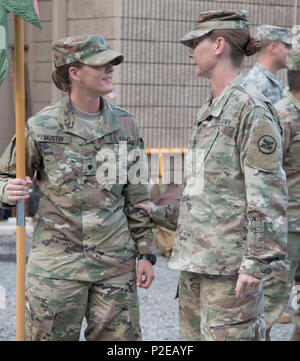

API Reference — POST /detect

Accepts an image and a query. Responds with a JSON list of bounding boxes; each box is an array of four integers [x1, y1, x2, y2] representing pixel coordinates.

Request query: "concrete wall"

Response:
[[25, 0, 53, 116], [119, 0, 300, 148], [25, 0, 123, 117], [0, 0, 299, 155]]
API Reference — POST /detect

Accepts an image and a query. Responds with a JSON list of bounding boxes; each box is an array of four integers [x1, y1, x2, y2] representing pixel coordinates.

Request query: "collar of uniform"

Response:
[[286, 90, 300, 112], [86, 97, 121, 143], [255, 63, 283, 88], [197, 73, 245, 123], [58, 95, 121, 141]]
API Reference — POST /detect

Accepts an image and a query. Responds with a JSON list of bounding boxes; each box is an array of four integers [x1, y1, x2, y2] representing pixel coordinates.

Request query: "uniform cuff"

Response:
[[1, 183, 16, 207], [239, 257, 272, 279], [150, 205, 163, 222], [137, 238, 153, 254], [268, 260, 290, 282]]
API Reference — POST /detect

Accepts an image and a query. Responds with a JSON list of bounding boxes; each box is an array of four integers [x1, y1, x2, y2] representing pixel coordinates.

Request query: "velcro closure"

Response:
[[247, 119, 281, 172]]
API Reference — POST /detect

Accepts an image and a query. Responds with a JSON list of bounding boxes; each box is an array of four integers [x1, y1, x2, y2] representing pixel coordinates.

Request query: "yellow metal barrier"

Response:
[[145, 148, 186, 178]]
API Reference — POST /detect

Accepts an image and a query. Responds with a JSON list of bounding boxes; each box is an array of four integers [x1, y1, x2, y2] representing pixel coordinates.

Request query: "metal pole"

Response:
[[294, 0, 298, 26], [14, 15, 26, 342]]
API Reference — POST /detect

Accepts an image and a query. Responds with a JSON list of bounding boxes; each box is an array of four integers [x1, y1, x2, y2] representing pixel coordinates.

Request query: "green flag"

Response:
[[0, 5, 8, 85], [0, 0, 41, 84], [0, 0, 41, 29]]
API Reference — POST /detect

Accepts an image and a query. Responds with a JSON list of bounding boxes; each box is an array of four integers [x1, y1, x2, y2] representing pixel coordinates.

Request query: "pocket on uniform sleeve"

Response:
[[25, 287, 56, 341], [246, 219, 265, 257]]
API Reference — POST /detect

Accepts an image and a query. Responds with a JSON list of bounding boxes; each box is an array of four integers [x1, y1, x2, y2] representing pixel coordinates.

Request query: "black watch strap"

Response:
[[138, 253, 156, 265]]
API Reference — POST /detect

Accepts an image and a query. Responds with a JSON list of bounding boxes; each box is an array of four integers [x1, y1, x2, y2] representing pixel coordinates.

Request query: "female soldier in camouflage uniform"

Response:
[[136, 10, 288, 341], [0, 34, 155, 341]]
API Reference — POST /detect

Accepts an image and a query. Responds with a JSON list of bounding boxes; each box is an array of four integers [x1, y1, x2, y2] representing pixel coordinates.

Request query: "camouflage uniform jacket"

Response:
[[0, 96, 153, 281], [245, 63, 283, 104], [152, 74, 288, 279], [275, 90, 300, 233]]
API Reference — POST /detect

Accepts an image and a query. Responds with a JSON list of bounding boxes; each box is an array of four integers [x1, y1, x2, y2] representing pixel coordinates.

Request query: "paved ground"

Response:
[[0, 218, 296, 341]]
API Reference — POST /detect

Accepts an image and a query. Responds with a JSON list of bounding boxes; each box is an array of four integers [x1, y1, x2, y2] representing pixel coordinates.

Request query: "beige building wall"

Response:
[[0, 0, 299, 154], [119, 0, 300, 148], [25, 0, 122, 116], [25, 0, 53, 116]]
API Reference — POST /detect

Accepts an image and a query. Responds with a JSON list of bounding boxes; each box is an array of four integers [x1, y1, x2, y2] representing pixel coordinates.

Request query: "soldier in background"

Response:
[[136, 10, 288, 341], [245, 25, 292, 104], [246, 25, 293, 335], [273, 50, 300, 341], [0, 35, 155, 341]]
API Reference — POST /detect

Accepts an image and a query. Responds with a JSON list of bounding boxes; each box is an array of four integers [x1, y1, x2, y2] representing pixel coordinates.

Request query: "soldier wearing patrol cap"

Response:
[[246, 25, 294, 338], [272, 49, 300, 341], [0, 34, 155, 341], [245, 25, 292, 104], [135, 10, 288, 341]]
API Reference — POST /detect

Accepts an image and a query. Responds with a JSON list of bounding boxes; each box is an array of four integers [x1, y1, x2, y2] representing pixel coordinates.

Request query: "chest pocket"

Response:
[[190, 119, 238, 168], [95, 135, 136, 197], [211, 120, 238, 165], [37, 135, 79, 195], [286, 133, 300, 173], [187, 118, 239, 186], [188, 121, 218, 166]]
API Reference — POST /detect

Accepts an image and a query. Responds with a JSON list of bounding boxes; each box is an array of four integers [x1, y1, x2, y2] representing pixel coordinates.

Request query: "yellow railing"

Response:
[[145, 148, 186, 178]]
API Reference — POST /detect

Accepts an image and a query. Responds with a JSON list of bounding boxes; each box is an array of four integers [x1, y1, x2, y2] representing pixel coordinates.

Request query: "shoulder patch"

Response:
[[247, 119, 281, 172], [258, 135, 277, 154]]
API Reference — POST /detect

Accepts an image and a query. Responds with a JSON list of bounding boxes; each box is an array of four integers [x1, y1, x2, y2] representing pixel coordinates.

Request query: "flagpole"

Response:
[[14, 15, 26, 342]]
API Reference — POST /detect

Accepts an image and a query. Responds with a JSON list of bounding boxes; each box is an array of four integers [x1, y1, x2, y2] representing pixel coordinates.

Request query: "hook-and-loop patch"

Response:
[[247, 119, 281, 172]]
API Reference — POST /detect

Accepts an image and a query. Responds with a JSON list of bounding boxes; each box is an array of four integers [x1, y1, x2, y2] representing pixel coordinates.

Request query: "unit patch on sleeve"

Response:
[[258, 135, 277, 154], [247, 119, 281, 172]]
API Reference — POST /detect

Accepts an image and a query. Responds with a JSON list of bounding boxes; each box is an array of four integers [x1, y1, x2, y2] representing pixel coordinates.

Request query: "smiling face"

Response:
[[70, 62, 114, 97]]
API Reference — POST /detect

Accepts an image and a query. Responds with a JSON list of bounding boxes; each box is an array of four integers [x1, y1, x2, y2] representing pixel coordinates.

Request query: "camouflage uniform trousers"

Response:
[[178, 271, 266, 341], [264, 232, 300, 328], [25, 271, 141, 341]]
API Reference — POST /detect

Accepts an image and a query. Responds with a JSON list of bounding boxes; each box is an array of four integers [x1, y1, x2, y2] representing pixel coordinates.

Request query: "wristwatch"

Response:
[[138, 254, 157, 265]]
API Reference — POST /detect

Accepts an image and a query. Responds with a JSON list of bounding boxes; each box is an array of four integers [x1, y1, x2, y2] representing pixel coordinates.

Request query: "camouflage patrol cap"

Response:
[[256, 25, 292, 45], [287, 49, 300, 70], [52, 34, 124, 68], [180, 10, 250, 48]]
